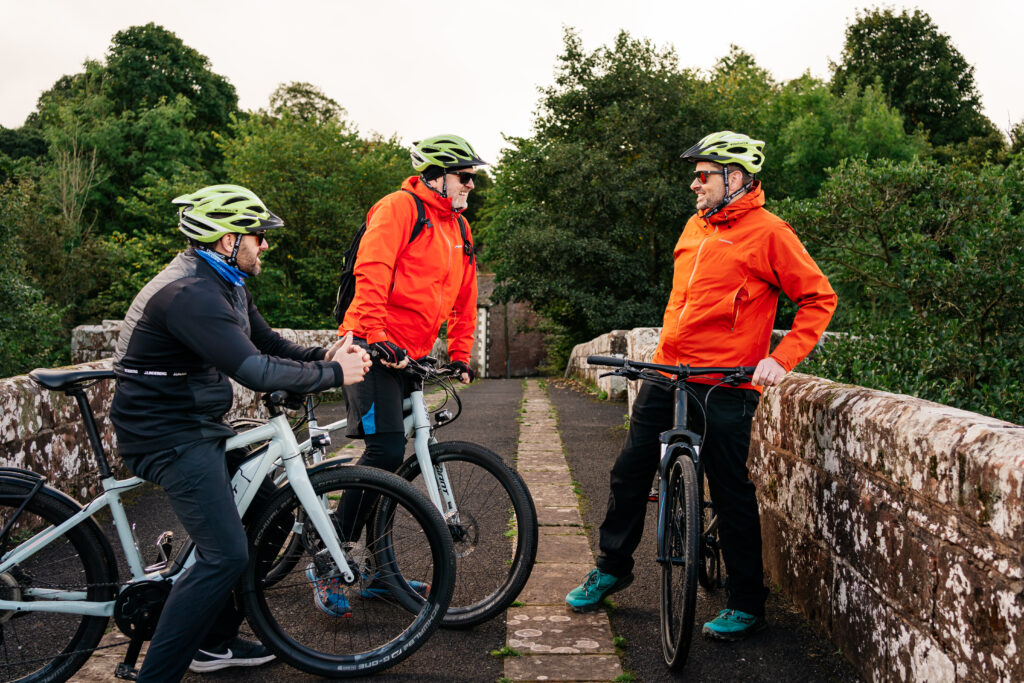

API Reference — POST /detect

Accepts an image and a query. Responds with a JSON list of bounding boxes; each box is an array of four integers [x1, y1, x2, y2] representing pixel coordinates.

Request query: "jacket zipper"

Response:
[[673, 224, 719, 351]]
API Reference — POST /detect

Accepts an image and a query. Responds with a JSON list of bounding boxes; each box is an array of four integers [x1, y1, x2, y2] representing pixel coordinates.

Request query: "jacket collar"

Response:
[[700, 180, 765, 226], [402, 175, 464, 219]]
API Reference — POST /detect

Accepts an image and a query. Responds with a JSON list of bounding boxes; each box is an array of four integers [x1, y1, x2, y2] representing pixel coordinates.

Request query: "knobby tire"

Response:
[[660, 453, 699, 670]]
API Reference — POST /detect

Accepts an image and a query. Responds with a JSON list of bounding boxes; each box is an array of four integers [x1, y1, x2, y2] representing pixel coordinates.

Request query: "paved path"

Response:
[[69, 378, 858, 682]]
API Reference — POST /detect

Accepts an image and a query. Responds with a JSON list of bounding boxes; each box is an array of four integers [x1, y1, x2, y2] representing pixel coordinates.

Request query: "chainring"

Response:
[[113, 580, 173, 640]]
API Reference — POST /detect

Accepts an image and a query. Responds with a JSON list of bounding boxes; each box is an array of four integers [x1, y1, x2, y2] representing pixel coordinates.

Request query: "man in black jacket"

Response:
[[112, 185, 370, 681]]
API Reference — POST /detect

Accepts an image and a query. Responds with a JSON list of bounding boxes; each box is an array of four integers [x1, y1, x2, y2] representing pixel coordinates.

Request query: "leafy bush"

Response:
[[779, 156, 1024, 423]]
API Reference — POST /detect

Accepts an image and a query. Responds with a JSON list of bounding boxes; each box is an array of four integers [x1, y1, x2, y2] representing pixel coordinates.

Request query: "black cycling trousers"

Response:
[[336, 431, 408, 542], [125, 438, 249, 682], [595, 380, 769, 617]]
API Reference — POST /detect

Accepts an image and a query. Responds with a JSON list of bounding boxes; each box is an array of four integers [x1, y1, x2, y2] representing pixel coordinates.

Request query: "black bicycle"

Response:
[[586, 355, 754, 670]]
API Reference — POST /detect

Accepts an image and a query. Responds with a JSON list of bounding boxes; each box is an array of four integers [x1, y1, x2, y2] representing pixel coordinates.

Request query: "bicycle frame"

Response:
[[299, 387, 461, 526], [0, 410, 358, 620]]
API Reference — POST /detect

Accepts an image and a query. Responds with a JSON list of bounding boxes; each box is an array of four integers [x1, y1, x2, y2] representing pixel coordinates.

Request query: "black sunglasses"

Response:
[[448, 170, 477, 185], [693, 169, 728, 184], [250, 230, 268, 245]]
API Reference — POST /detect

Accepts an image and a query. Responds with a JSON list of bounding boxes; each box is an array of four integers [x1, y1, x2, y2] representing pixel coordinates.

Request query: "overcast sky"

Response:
[[2, 0, 1021, 164]]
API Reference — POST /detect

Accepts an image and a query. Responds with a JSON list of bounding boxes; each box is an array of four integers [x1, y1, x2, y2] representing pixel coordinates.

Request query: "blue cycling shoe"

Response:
[[305, 563, 352, 618], [358, 572, 430, 600]]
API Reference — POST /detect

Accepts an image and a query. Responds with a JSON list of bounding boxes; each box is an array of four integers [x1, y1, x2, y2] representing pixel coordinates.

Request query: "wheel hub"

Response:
[[0, 572, 23, 623]]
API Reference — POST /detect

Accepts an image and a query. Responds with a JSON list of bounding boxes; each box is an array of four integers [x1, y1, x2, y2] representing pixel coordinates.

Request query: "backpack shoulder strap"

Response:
[[456, 215, 474, 265], [400, 189, 431, 243]]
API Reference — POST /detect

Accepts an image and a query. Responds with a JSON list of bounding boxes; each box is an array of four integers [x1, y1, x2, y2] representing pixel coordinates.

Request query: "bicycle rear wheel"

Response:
[[393, 441, 538, 627], [240, 466, 455, 678], [0, 483, 116, 683], [659, 453, 699, 670]]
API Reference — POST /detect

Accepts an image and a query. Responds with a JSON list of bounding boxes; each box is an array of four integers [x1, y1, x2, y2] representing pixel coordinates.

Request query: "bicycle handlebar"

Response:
[[586, 355, 756, 380]]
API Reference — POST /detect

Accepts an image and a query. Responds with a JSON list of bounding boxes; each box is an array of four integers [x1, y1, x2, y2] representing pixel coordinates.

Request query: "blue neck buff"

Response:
[[195, 248, 248, 287]]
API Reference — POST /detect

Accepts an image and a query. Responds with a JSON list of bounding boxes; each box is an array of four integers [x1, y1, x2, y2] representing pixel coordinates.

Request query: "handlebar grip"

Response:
[[586, 355, 625, 368]]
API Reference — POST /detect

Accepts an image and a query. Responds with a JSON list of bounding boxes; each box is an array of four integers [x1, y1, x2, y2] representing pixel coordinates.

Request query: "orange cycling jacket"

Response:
[[339, 176, 477, 363], [652, 182, 836, 390]]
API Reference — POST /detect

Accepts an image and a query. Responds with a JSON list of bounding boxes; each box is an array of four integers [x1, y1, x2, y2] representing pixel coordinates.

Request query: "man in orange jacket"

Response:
[[307, 135, 483, 618], [566, 131, 837, 641]]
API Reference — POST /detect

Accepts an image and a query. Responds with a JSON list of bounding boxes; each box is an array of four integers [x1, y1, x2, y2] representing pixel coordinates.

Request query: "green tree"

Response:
[[104, 23, 237, 135], [483, 30, 712, 359], [222, 84, 409, 328], [778, 158, 1024, 422], [764, 77, 927, 199], [831, 7, 995, 147], [0, 178, 68, 375]]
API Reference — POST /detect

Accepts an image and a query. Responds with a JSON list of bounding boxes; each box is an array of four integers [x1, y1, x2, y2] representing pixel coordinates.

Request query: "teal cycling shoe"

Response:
[[565, 568, 634, 612], [701, 609, 767, 641]]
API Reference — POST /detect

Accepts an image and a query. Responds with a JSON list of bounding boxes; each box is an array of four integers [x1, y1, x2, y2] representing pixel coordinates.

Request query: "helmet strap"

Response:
[[227, 233, 242, 266], [420, 172, 449, 199], [704, 173, 754, 218]]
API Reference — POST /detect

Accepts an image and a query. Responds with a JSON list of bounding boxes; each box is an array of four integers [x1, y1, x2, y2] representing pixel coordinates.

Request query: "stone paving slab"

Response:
[[530, 483, 581, 508], [518, 460, 570, 473], [507, 606, 616, 654], [505, 654, 623, 681], [519, 563, 589, 604], [536, 531, 592, 563], [521, 470, 573, 487], [510, 380, 620, 682], [537, 506, 583, 526]]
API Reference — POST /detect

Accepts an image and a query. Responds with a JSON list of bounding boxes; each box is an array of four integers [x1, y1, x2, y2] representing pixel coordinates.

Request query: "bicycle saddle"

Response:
[[29, 367, 115, 391]]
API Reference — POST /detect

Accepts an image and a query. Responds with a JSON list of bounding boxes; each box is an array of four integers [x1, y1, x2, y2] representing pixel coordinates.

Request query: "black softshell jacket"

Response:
[[111, 250, 343, 455]]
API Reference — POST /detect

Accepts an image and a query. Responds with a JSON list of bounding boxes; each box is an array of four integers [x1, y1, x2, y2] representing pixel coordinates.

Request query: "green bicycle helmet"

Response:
[[682, 131, 764, 217], [680, 131, 765, 174], [410, 134, 487, 172], [173, 184, 284, 243]]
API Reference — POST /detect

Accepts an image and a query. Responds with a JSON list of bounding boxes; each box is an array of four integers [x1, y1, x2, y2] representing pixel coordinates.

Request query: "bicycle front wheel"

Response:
[[660, 453, 700, 670], [0, 483, 116, 683], [240, 466, 455, 678], [394, 441, 538, 627]]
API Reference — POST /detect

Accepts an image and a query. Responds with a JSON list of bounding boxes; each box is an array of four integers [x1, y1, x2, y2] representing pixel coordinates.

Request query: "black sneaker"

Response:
[[189, 637, 276, 673]]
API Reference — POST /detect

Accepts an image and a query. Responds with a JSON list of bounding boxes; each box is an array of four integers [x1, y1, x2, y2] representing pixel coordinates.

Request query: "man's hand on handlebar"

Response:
[[751, 357, 787, 387], [445, 359, 475, 384], [369, 341, 410, 370], [329, 332, 373, 385]]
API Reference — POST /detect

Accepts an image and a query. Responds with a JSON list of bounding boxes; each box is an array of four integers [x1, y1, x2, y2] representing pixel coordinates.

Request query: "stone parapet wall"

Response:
[[0, 359, 268, 501], [566, 330, 1024, 683], [3, 323, 448, 501]]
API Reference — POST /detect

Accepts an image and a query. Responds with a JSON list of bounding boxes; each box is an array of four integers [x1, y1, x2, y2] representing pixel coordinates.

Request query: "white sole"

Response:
[[188, 655, 276, 672]]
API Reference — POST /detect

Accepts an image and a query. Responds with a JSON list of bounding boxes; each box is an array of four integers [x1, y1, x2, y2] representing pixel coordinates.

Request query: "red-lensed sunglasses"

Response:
[[693, 169, 728, 184]]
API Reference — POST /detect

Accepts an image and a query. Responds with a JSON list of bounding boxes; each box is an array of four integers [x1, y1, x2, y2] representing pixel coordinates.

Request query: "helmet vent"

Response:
[[222, 196, 247, 205], [233, 218, 257, 227]]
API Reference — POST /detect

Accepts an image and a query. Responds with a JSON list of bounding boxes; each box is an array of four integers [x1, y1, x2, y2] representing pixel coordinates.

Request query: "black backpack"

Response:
[[333, 189, 474, 325]]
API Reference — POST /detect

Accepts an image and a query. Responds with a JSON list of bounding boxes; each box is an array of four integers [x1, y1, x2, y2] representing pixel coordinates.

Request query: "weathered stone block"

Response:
[[821, 480, 937, 624], [760, 509, 832, 629], [933, 543, 1024, 682]]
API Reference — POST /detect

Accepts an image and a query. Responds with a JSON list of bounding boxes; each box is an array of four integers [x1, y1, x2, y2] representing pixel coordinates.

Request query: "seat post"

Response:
[[68, 388, 114, 479]]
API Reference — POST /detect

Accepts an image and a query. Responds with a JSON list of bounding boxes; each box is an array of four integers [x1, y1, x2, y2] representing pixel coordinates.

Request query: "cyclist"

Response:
[[111, 185, 371, 680], [566, 132, 837, 641], [307, 135, 484, 617]]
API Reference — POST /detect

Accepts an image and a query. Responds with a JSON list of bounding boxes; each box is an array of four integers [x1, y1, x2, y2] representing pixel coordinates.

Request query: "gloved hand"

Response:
[[445, 360, 476, 383], [368, 341, 408, 365]]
